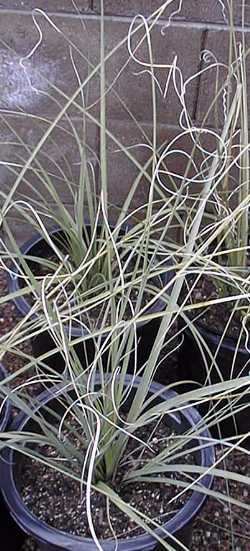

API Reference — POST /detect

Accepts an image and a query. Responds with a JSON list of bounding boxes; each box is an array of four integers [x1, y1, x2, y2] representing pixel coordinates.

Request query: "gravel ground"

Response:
[[0, 270, 249, 551]]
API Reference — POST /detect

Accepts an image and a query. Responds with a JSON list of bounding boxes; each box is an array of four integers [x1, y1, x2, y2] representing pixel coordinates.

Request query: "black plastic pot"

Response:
[[8, 227, 173, 376], [0, 364, 25, 550], [1, 376, 214, 551], [178, 320, 250, 440]]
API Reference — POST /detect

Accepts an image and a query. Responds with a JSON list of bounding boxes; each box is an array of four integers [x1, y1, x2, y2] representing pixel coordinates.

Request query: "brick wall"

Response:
[[0, 1, 249, 243]]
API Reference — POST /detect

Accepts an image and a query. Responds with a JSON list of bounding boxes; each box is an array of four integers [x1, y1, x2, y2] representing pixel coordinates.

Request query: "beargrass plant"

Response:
[[0, 0, 185, 361], [0, 0, 187, 390], [181, 0, 250, 308], [152, 0, 250, 434], [152, 0, 250, 377]]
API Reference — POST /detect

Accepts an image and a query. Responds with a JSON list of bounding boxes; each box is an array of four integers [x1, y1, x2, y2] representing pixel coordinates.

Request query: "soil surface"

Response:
[[180, 274, 250, 342], [0, 270, 249, 550]]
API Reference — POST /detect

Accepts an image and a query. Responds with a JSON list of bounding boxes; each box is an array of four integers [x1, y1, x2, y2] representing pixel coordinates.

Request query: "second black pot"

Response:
[[178, 319, 250, 441]]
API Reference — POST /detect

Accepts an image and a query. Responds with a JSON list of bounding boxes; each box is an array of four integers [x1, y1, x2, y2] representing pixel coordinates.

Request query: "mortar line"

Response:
[[0, 9, 250, 33]]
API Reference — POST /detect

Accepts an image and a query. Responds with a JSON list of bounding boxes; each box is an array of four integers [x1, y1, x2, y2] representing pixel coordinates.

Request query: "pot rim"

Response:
[[183, 315, 249, 355], [180, 273, 249, 354], [8, 226, 174, 336], [1, 375, 214, 551]]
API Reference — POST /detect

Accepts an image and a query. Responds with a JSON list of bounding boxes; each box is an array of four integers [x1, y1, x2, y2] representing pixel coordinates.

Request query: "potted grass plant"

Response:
[[0, 322, 217, 551], [177, 1, 250, 439], [0, 1, 177, 377], [0, 374, 215, 551]]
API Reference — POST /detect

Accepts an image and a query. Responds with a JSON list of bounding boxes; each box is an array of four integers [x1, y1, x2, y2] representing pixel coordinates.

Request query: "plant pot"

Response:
[[0, 363, 25, 550], [1, 376, 214, 551], [178, 319, 250, 441], [8, 227, 173, 376]]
